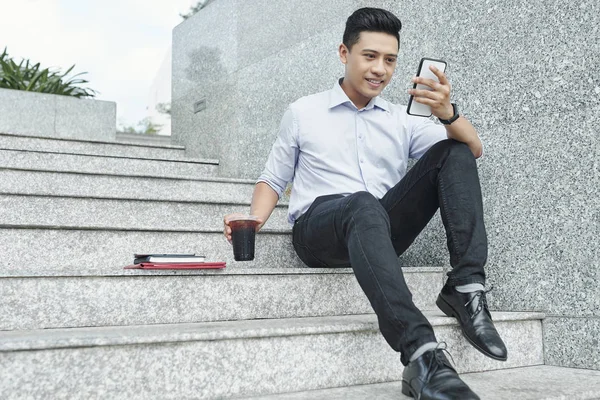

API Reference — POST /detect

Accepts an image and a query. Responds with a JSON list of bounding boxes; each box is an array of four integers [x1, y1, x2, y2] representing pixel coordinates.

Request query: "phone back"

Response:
[[407, 58, 447, 117]]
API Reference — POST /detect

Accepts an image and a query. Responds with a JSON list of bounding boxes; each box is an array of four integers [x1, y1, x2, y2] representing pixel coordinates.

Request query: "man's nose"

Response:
[[371, 59, 386, 75]]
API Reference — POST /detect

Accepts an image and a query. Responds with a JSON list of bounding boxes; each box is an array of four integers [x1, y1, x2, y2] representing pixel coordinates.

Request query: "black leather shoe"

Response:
[[402, 345, 479, 400], [436, 284, 508, 361]]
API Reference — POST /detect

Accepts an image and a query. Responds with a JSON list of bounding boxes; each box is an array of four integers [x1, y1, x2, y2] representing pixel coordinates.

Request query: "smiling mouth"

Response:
[[366, 78, 384, 87]]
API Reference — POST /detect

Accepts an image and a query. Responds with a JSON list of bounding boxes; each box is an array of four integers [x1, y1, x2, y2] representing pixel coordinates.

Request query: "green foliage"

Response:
[[180, 0, 216, 20], [156, 102, 171, 116], [0, 47, 97, 98], [119, 117, 163, 135]]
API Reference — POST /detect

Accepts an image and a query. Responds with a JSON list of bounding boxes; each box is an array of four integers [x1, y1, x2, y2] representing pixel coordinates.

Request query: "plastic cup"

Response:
[[229, 216, 260, 261]]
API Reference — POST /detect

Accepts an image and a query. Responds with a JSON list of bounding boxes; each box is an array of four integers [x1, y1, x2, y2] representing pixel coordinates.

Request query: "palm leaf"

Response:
[[0, 48, 96, 98]]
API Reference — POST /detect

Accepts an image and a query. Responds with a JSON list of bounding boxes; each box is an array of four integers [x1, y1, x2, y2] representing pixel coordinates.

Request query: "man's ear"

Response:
[[339, 43, 349, 64]]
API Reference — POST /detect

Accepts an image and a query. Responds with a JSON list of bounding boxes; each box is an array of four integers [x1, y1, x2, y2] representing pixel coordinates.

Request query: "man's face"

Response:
[[339, 31, 398, 107]]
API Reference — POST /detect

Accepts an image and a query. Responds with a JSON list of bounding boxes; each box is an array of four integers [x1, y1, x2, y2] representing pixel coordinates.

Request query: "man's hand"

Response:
[[223, 213, 264, 244], [408, 65, 454, 120]]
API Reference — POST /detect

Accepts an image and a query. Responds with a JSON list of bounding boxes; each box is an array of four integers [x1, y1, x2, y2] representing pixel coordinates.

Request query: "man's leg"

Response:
[[379, 138, 487, 285], [292, 193, 437, 366], [378, 138, 506, 362], [292, 190, 480, 400]]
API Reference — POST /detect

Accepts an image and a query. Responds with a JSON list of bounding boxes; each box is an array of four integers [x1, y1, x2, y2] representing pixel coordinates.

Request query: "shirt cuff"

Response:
[[256, 177, 284, 199]]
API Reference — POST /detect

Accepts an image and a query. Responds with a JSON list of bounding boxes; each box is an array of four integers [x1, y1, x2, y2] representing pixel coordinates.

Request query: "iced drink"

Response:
[[229, 217, 259, 261]]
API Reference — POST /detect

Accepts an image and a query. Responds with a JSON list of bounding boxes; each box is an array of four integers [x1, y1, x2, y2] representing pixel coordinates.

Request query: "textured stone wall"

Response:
[[0, 88, 116, 140], [172, 0, 600, 369]]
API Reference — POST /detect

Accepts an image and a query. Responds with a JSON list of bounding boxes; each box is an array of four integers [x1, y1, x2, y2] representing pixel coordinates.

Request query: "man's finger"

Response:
[[430, 65, 450, 86], [410, 89, 438, 100], [413, 97, 436, 106], [413, 76, 440, 90]]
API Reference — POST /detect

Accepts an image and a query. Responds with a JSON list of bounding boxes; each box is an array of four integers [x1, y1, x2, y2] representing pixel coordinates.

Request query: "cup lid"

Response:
[[228, 215, 260, 223]]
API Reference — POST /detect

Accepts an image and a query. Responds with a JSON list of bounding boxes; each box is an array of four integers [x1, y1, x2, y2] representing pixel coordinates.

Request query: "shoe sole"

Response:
[[401, 380, 416, 398], [436, 294, 508, 362]]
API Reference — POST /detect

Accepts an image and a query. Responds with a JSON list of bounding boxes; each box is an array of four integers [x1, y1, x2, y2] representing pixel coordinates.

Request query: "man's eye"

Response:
[[387, 58, 397, 63], [365, 54, 375, 59]]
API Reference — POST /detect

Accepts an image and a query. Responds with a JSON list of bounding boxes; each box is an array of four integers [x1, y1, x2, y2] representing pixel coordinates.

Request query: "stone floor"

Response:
[[244, 365, 600, 400]]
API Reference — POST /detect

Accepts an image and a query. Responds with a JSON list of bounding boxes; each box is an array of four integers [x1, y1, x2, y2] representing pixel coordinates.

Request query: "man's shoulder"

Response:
[[288, 88, 331, 114], [378, 96, 407, 114], [379, 98, 418, 128], [285, 90, 411, 122]]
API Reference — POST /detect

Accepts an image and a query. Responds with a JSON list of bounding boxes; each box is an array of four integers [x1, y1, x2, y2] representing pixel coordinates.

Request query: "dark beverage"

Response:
[[229, 219, 259, 261]]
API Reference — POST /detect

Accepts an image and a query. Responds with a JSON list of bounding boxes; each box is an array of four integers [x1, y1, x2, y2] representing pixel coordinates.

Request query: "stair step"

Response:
[[115, 132, 174, 146], [1, 227, 298, 273], [0, 168, 263, 204], [0, 267, 442, 330], [0, 312, 544, 399], [242, 365, 600, 399], [0, 193, 290, 231], [0, 148, 218, 178], [0, 132, 186, 159]]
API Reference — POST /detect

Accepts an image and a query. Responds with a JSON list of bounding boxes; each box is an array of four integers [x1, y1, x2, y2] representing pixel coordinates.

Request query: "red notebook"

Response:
[[124, 262, 226, 270]]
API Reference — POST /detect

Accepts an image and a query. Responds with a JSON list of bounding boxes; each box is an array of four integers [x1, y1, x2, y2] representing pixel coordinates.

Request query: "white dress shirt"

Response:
[[257, 78, 450, 226]]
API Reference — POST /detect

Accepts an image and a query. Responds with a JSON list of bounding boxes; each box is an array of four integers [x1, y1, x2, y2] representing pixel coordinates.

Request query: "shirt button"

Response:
[[360, 159, 364, 163]]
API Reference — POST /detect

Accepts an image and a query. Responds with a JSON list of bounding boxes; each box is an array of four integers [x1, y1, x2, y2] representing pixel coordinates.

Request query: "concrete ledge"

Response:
[[0, 194, 290, 231], [0, 227, 302, 273], [544, 317, 600, 371], [0, 132, 186, 160], [0, 88, 116, 140], [0, 312, 544, 399], [0, 267, 443, 329], [116, 131, 174, 146], [0, 148, 218, 177], [245, 365, 600, 400], [0, 168, 292, 205]]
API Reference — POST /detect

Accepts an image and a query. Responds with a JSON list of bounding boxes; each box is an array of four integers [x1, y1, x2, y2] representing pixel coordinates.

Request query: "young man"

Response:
[[224, 7, 506, 400]]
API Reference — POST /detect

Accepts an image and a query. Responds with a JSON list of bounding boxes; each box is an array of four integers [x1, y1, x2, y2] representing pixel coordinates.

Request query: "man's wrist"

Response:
[[439, 103, 460, 125], [439, 104, 454, 120]]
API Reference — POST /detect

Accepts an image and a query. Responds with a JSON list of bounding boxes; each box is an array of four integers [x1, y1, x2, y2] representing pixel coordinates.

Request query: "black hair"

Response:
[[343, 8, 402, 51]]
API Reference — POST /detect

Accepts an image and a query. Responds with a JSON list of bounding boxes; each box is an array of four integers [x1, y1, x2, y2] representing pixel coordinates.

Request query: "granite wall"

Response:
[[0, 88, 116, 140], [172, 0, 599, 370]]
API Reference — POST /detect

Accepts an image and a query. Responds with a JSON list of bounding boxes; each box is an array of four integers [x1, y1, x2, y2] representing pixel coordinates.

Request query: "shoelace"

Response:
[[464, 284, 494, 320], [415, 342, 457, 400]]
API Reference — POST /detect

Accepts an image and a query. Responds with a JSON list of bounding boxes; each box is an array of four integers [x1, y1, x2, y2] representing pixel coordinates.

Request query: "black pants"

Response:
[[292, 139, 487, 366]]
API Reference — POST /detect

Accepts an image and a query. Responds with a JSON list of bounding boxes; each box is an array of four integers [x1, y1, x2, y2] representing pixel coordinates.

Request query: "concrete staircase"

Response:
[[1, 131, 599, 399]]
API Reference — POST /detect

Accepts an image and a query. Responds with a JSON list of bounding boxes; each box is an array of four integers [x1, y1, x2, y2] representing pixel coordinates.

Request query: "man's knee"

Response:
[[344, 191, 389, 224], [448, 140, 474, 159], [430, 139, 475, 166]]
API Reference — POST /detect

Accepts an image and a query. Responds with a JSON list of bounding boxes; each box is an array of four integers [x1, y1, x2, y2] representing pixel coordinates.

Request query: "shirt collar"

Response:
[[328, 78, 389, 112]]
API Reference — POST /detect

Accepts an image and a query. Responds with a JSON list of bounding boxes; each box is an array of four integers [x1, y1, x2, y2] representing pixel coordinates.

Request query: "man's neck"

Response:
[[340, 79, 372, 110]]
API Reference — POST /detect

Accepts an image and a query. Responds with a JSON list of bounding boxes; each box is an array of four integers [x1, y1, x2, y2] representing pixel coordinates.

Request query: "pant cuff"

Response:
[[445, 276, 485, 287], [401, 334, 438, 366]]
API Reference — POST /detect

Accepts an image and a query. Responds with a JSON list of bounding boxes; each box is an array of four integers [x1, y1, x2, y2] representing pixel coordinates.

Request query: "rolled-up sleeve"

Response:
[[256, 107, 299, 198], [408, 116, 448, 160], [408, 115, 485, 159]]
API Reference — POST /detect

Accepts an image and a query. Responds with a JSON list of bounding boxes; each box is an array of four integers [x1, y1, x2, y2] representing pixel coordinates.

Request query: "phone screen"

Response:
[[407, 58, 447, 117]]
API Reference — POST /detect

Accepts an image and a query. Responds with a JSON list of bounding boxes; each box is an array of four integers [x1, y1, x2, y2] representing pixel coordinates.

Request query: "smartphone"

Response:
[[406, 57, 447, 117]]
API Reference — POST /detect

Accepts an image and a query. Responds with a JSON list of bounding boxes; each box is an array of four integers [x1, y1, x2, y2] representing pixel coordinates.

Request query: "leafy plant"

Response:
[[0, 47, 97, 98], [156, 102, 171, 116], [119, 117, 163, 135], [180, 0, 216, 20]]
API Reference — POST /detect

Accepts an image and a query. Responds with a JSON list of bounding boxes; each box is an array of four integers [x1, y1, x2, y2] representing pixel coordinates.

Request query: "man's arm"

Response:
[[443, 116, 483, 158], [223, 107, 298, 243], [223, 182, 278, 243], [250, 182, 279, 231], [409, 65, 483, 158]]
